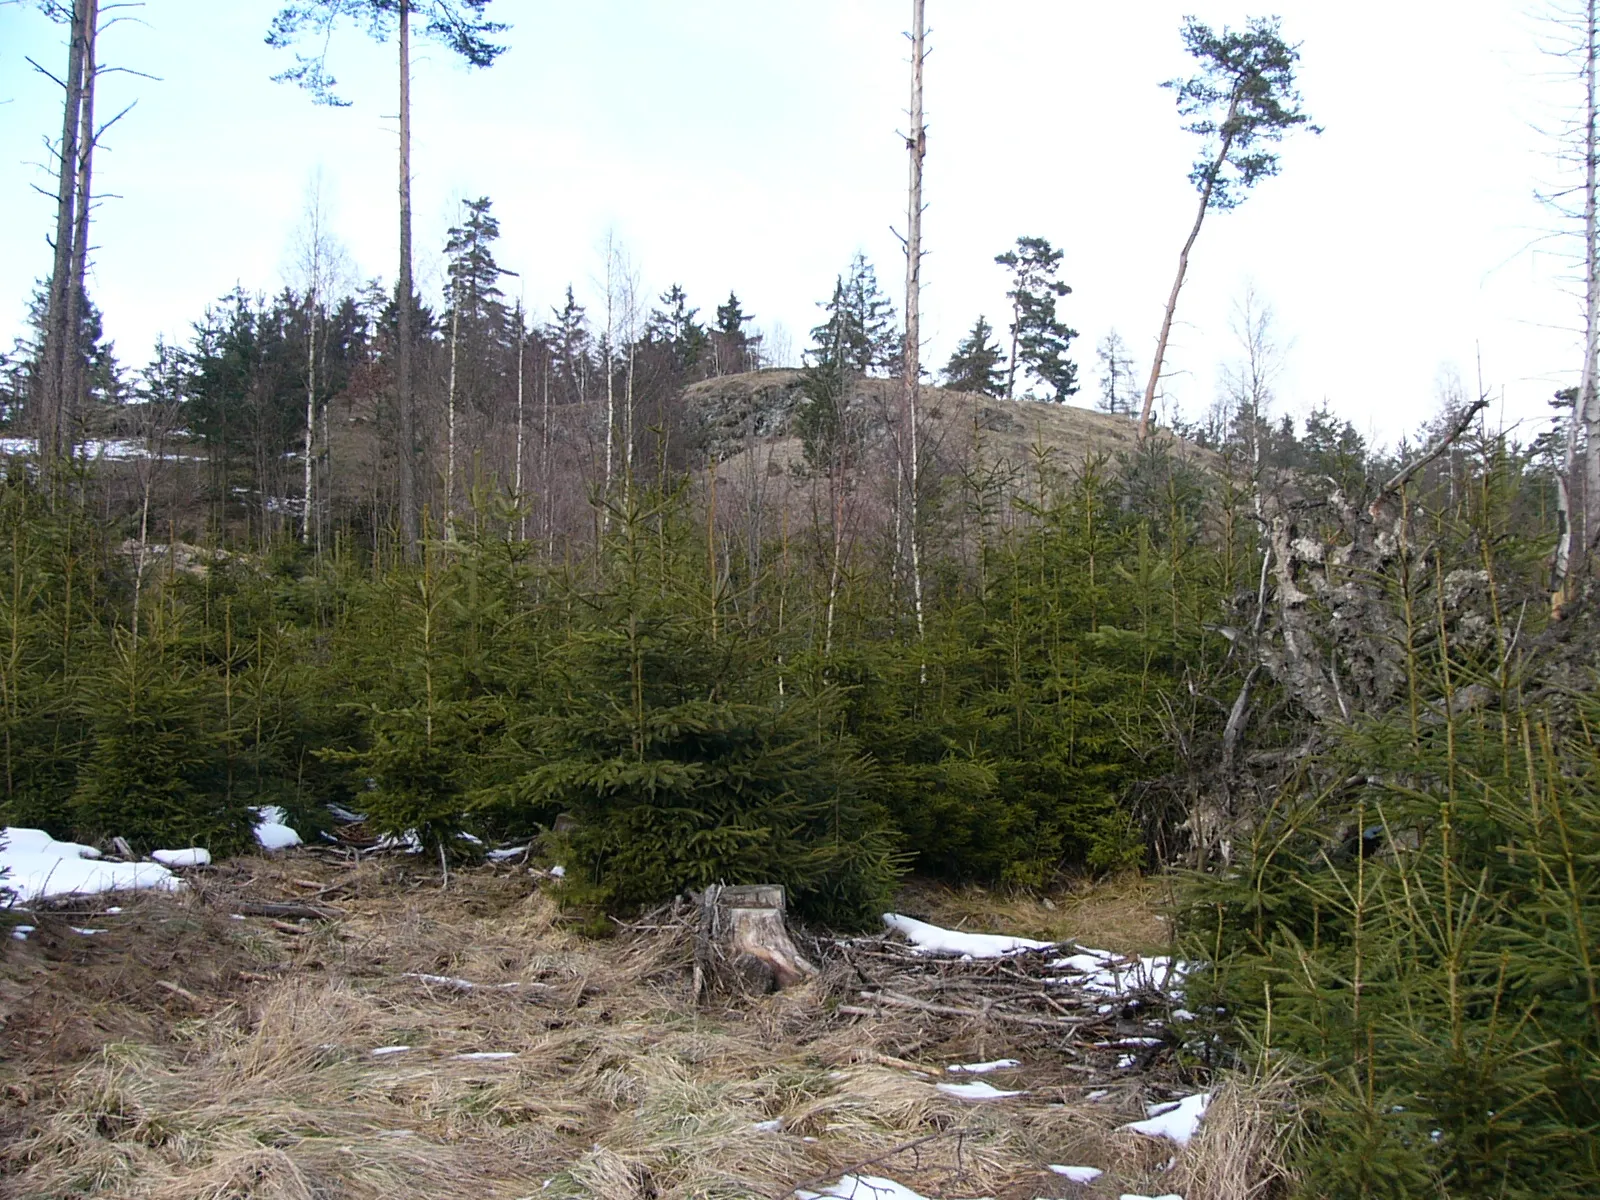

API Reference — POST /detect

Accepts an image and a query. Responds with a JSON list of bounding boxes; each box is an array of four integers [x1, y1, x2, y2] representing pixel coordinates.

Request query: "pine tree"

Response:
[[995, 236, 1078, 401], [942, 316, 1005, 396]]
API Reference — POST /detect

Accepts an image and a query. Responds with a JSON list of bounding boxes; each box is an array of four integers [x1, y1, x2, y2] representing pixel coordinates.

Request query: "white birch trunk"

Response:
[[903, 0, 928, 667]]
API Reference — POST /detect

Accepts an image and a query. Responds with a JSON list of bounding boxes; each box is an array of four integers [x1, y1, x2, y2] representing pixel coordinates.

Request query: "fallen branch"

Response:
[[852, 989, 1091, 1031]]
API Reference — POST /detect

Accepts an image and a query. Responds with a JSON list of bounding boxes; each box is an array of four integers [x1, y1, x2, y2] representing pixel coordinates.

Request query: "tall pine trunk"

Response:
[[396, 0, 418, 555], [1136, 98, 1238, 442]]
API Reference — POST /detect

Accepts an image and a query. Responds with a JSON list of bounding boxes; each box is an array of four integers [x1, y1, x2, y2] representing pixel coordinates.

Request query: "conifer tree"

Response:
[[809, 254, 898, 375], [1135, 16, 1316, 440], [1095, 330, 1137, 415], [266, 0, 510, 556], [995, 236, 1078, 401], [712, 291, 760, 374], [942, 316, 1005, 397]]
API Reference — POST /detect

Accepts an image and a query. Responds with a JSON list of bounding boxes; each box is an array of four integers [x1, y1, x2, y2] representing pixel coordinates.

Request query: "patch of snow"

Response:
[[1049, 1165, 1104, 1183], [1117, 1055, 1137, 1069], [752, 1118, 784, 1132], [152, 848, 212, 868], [452, 1051, 516, 1060], [229, 914, 246, 921], [105, 906, 122, 914], [947, 1058, 1020, 1074], [374, 830, 423, 854], [1048, 947, 1187, 997], [70, 927, 105, 935], [250, 807, 302, 851], [1, 827, 180, 904], [796, 1175, 989, 1200], [1171, 1008, 1196, 1022], [1121, 1093, 1211, 1147], [1086, 1089, 1110, 1102], [486, 844, 531, 862], [882, 913, 1054, 958], [327, 804, 366, 823], [10, 925, 34, 941], [1119, 1194, 1184, 1200], [549, 864, 566, 878], [370, 1045, 411, 1057], [936, 1080, 1026, 1101]]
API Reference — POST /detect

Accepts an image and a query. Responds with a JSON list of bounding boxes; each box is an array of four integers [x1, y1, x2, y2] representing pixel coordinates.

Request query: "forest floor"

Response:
[[0, 854, 1286, 1200]]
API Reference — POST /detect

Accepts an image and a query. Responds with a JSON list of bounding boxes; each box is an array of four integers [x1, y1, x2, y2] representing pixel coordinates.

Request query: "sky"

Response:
[[0, 1, 1587, 447]]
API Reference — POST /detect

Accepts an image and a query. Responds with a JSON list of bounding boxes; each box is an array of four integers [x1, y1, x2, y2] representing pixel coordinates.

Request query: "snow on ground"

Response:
[[1049, 1164, 1104, 1183], [882, 913, 1053, 958], [452, 1051, 517, 1061], [1, 828, 181, 904], [796, 1175, 988, 1200], [369, 1045, 411, 1056], [1120, 1194, 1183, 1200], [10, 925, 33, 940], [1121, 1093, 1211, 1147], [880, 915, 1188, 1002], [947, 1059, 1020, 1074], [151, 848, 212, 867], [936, 1080, 1026, 1101], [1048, 948, 1187, 996], [250, 807, 302, 851]]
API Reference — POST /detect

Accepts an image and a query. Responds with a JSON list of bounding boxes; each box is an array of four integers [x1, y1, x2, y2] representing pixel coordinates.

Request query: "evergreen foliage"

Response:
[[942, 316, 1005, 396], [995, 237, 1078, 401], [808, 254, 899, 376]]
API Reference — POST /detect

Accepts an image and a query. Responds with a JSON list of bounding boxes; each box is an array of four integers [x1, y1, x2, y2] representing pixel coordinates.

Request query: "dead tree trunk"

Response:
[[37, 0, 90, 468], [693, 884, 816, 995]]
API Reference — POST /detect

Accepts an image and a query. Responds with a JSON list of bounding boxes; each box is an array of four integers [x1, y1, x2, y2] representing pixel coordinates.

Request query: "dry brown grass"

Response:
[[0, 857, 1282, 1199], [897, 873, 1176, 957]]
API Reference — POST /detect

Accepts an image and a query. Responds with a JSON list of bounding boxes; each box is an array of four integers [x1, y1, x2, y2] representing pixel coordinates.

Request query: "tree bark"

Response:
[[38, 0, 89, 468], [693, 884, 816, 995], [902, 0, 927, 667], [1558, 0, 1599, 602], [61, 0, 98, 460], [445, 302, 459, 539], [396, 0, 418, 556], [1136, 101, 1238, 442]]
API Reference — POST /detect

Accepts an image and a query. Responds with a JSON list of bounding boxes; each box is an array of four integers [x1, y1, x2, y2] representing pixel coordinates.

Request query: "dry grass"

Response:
[[0, 857, 1284, 1199], [898, 873, 1176, 957]]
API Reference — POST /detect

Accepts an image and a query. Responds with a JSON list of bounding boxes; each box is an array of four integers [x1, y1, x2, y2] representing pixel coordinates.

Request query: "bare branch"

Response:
[[1374, 397, 1490, 505]]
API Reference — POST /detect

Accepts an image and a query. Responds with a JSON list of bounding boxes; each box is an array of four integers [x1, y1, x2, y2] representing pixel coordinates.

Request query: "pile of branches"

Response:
[[818, 933, 1183, 1072]]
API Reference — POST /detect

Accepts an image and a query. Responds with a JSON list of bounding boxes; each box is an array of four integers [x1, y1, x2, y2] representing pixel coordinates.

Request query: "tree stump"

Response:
[[693, 884, 816, 995]]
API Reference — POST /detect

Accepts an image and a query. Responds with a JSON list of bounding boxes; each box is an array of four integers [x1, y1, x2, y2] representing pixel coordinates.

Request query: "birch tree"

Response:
[[266, 0, 509, 556], [900, 0, 928, 658], [1134, 16, 1315, 442]]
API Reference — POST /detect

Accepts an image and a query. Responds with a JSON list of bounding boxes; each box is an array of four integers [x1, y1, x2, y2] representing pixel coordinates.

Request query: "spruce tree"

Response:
[[942, 316, 1005, 396], [808, 254, 898, 376]]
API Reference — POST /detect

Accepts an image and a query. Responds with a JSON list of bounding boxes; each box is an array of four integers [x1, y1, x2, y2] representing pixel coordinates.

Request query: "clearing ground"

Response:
[[0, 853, 1282, 1200]]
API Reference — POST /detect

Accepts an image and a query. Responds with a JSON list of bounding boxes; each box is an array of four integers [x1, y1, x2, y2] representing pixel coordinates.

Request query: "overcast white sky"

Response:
[[0, 1, 1586, 445]]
